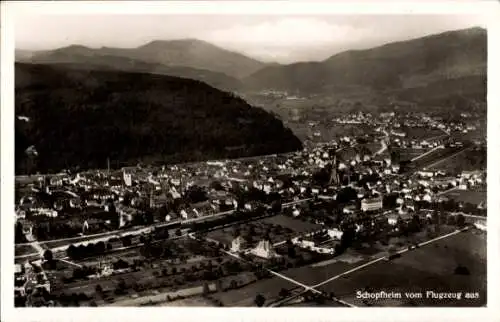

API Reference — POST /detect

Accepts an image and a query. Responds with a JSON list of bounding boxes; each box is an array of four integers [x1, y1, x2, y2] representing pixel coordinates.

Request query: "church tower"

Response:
[[329, 154, 340, 185]]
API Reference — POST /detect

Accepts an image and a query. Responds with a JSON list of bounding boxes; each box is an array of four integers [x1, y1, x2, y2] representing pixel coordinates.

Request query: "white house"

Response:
[[474, 220, 487, 231], [423, 194, 432, 202], [231, 236, 246, 252], [327, 228, 343, 240], [388, 215, 398, 226]]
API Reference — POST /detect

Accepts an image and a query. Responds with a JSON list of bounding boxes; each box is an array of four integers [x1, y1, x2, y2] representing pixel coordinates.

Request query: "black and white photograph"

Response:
[[1, 1, 498, 320]]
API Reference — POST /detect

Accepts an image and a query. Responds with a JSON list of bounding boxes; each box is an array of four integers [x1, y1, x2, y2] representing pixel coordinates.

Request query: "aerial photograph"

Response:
[[12, 12, 487, 308]]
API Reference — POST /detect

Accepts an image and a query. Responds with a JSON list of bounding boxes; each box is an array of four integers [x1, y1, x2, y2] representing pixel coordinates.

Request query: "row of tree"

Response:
[[66, 241, 112, 260]]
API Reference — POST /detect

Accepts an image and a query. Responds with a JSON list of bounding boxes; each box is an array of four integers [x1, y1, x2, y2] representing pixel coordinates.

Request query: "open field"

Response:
[[403, 127, 445, 140], [338, 146, 360, 162], [260, 215, 322, 234], [109, 284, 217, 306], [50, 253, 229, 301], [451, 127, 486, 142], [316, 230, 486, 307], [210, 275, 299, 307], [364, 142, 383, 155], [442, 189, 486, 206], [127, 271, 261, 307], [14, 244, 37, 256], [48, 237, 230, 295], [287, 122, 375, 143], [206, 214, 323, 248], [428, 148, 486, 174], [156, 296, 213, 307], [280, 256, 362, 287], [205, 228, 236, 246], [271, 226, 460, 300], [410, 146, 466, 170], [395, 147, 427, 159]]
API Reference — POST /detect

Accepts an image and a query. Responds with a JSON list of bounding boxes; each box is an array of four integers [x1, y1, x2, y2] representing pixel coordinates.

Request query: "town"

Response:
[[14, 111, 486, 308]]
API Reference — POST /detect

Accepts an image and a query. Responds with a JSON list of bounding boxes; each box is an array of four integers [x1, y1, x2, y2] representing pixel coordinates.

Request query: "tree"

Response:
[[271, 199, 282, 213], [336, 187, 358, 204], [340, 226, 356, 250], [408, 215, 421, 233], [210, 181, 224, 191], [184, 185, 208, 203], [454, 265, 470, 275], [67, 244, 76, 259], [95, 241, 106, 254], [15, 222, 27, 243], [232, 227, 241, 238], [121, 235, 132, 247], [202, 282, 210, 296], [43, 249, 54, 262], [456, 214, 466, 228], [215, 279, 223, 293], [279, 288, 290, 298], [115, 278, 127, 295], [113, 259, 129, 270], [254, 294, 266, 307], [86, 243, 96, 256]]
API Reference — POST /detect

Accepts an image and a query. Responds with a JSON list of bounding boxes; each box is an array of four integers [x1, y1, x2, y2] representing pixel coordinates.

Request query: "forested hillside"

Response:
[[15, 63, 302, 174]]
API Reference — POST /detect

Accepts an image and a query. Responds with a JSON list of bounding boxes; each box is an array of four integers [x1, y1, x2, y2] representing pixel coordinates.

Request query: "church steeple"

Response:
[[329, 154, 340, 185]]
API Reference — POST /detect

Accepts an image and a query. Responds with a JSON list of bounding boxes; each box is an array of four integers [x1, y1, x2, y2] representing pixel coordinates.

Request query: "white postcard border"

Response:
[[2, 1, 499, 321]]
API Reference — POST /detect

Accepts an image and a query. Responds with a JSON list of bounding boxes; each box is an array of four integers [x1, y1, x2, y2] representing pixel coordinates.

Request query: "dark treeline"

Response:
[[15, 63, 302, 174]]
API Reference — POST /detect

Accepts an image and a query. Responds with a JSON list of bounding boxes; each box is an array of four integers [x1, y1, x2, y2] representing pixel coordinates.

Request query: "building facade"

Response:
[[361, 197, 383, 212]]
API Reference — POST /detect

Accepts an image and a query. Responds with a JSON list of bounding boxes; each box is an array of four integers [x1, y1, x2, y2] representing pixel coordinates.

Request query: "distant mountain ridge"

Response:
[[16, 27, 486, 113], [20, 51, 243, 91], [15, 63, 302, 174], [242, 27, 487, 108], [15, 49, 35, 61], [22, 39, 269, 79]]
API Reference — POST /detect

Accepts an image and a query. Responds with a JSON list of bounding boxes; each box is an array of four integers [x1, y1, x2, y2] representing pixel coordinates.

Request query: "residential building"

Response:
[[250, 239, 278, 259], [474, 220, 487, 231], [231, 236, 246, 253], [327, 228, 343, 240], [361, 197, 383, 212], [388, 215, 398, 226]]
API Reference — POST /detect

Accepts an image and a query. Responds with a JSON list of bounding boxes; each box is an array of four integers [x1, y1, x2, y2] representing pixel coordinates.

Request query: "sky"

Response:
[[15, 14, 486, 63]]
